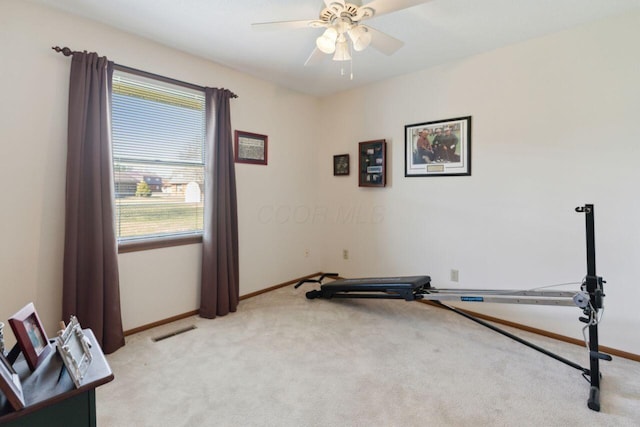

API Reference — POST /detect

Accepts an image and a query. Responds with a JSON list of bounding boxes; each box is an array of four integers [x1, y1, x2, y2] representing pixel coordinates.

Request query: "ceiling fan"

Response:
[[252, 0, 431, 67]]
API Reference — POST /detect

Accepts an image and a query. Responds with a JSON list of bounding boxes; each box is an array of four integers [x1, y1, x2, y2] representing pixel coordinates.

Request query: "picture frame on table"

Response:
[[0, 352, 25, 410], [234, 130, 268, 165], [8, 302, 53, 372], [358, 140, 386, 187], [404, 116, 471, 177], [333, 154, 350, 176], [56, 316, 93, 388]]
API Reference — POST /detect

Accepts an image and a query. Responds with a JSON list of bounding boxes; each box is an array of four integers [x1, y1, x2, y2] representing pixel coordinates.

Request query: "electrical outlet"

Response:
[[450, 269, 459, 282], [343, 249, 349, 260], [304, 249, 310, 258]]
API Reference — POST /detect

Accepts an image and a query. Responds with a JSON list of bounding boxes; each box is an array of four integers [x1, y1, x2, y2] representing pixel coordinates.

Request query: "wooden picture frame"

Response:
[[8, 302, 52, 372], [333, 154, 350, 176], [56, 316, 93, 388], [358, 140, 386, 187], [0, 352, 25, 411], [234, 130, 268, 165], [404, 116, 471, 177]]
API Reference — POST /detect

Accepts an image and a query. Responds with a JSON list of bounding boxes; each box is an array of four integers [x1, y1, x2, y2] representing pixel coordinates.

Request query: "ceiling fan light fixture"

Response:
[[333, 39, 351, 61], [334, 18, 351, 35], [316, 27, 338, 54], [348, 25, 372, 52]]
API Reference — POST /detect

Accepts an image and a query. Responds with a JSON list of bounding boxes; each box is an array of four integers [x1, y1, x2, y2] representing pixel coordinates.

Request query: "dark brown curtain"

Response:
[[62, 51, 125, 354], [200, 88, 239, 318]]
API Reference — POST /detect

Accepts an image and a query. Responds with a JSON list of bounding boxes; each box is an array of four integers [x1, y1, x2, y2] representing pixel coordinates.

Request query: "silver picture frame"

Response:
[[56, 316, 92, 388], [0, 352, 25, 410]]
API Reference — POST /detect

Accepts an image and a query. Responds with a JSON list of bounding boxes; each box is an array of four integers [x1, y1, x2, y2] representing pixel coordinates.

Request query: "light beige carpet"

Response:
[[97, 285, 640, 426]]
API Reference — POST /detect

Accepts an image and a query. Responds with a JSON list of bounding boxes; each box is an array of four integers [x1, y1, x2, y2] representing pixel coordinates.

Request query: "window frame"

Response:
[[118, 234, 202, 254], [111, 65, 207, 253]]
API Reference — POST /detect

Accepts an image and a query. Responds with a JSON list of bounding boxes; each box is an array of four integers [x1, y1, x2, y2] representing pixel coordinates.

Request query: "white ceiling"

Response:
[[30, 0, 640, 97]]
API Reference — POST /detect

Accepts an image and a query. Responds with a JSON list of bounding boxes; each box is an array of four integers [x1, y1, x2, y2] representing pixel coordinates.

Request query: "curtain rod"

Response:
[[52, 46, 238, 98]]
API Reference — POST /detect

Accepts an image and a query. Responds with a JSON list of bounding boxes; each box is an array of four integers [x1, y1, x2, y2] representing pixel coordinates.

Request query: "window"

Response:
[[111, 70, 206, 248]]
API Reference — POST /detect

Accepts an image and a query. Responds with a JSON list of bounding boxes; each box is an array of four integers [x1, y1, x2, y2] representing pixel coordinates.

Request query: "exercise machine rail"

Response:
[[295, 204, 611, 411]]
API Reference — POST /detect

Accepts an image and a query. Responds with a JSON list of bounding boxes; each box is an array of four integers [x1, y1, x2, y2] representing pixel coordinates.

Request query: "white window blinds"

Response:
[[111, 70, 206, 241]]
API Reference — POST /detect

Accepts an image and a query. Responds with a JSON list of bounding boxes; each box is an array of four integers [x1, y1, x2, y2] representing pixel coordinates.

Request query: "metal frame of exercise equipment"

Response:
[[295, 204, 611, 411]]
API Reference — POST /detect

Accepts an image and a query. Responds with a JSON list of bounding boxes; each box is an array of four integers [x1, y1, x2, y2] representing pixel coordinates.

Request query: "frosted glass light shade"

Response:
[[333, 39, 351, 61], [348, 25, 372, 52], [316, 27, 338, 54]]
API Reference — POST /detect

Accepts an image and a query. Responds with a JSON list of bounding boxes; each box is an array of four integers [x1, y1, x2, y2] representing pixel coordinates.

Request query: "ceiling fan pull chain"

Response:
[[350, 48, 354, 80]]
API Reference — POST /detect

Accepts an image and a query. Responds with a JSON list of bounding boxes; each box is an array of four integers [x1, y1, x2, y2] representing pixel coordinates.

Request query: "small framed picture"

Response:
[[404, 116, 471, 177], [234, 130, 268, 165], [333, 154, 350, 176], [358, 140, 386, 187], [9, 302, 53, 371], [56, 316, 93, 388], [0, 352, 25, 410]]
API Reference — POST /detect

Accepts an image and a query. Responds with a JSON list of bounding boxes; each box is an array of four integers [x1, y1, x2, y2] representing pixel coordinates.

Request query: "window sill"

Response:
[[118, 234, 203, 253]]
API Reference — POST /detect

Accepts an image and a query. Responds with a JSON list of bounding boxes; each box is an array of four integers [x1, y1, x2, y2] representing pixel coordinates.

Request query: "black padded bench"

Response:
[[295, 274, 431, 301]]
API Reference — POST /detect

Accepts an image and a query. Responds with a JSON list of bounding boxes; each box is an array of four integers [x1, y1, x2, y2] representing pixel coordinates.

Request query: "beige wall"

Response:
[[317, 11, 640, 353], [2, 0, 639, 355], [0, 0, 321, 341]]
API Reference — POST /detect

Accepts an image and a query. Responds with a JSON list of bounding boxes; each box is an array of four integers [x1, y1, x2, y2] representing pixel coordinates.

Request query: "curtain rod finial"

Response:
[[52, 46, 73, 56]]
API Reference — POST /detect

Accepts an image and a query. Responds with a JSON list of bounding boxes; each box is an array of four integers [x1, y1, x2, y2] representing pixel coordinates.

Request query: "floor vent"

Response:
[[152, 325, 197, 342]]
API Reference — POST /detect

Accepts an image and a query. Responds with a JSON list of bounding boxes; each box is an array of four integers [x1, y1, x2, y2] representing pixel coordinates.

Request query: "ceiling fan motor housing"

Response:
[[320, 2, 375, 30]]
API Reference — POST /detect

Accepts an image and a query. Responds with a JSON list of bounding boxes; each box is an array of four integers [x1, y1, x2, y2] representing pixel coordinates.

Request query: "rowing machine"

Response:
[[295, 204, 611, 411]]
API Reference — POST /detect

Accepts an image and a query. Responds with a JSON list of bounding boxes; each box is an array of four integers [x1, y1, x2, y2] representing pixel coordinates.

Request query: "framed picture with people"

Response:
[[9, 302, 53, 371], [404, 116, 471, 177]]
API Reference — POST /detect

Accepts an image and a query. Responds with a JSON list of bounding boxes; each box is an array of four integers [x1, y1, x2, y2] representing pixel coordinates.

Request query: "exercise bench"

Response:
[[295, 205, 611, 412]]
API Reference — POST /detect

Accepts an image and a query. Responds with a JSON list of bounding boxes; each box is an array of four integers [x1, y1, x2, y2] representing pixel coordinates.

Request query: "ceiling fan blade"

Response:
[[365, 26, 404, 55], [304, 48, 327, 67], [361, 0, 431, 18], [251, 19, 319, 31]]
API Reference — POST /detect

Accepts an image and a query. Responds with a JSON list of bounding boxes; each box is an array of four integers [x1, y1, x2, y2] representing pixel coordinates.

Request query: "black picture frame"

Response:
[[404, 116, 471, 177], [234, 130, 268, 165], [333, 154, 350, 176], [358, 140, 386, 187]]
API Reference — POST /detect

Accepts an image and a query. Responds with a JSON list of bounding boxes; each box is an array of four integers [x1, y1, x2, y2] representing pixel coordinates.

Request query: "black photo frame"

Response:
[[333, 154, 350, 176], [358, 140, 386, 187], [405, 116, 471, 177]]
